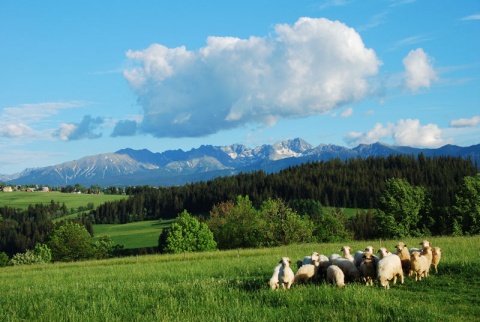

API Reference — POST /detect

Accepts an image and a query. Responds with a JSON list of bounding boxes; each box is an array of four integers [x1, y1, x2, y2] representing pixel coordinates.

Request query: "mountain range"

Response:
[[2, 138, 479, 187]]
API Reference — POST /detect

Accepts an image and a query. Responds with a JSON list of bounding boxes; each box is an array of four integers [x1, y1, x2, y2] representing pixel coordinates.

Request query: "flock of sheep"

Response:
[[269, 240, 442, 290]]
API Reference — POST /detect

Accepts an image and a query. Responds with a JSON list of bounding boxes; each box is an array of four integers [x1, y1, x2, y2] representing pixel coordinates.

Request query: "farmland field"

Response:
[[1, 235, 478, 321], [0, 191, 128, 210]]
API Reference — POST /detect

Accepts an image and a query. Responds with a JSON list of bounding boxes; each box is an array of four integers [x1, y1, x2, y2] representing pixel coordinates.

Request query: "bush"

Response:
[[10, 244, 51, 266], [0, 252, 10, 267], [47, 221, 96, 262]]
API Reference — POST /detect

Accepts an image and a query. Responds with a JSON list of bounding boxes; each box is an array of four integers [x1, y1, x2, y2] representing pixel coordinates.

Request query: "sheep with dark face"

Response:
[[359, 253, 377, 286]]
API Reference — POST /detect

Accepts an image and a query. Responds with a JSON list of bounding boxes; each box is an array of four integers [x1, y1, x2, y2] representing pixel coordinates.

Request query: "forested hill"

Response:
[[92, 154, 478, 224]]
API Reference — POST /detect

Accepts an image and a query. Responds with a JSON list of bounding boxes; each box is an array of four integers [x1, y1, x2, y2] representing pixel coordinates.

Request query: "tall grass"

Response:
[[1, 235, 479, 321]]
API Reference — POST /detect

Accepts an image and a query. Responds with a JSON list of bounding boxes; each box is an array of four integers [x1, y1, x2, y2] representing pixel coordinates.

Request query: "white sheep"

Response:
[[420, 246, 433, 277], [431, 247, 442, 273], [359, 253, 377, 286], [294, 263, 318, 284], [331, 257, 360, 283], [376, 248, 404, 289], [268, 263, 282, 289], [340, 246, 354, 262], [326, 264, 345, 287], [298, 251, 320, 269], [410, 251, 429, 281], [279, 257, 295, 290], [328, 253, 341, 263], [395, 242, 411, 275]]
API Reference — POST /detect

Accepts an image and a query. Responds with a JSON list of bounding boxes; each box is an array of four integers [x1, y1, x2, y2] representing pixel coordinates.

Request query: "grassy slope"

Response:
[[94, 219, 175, 249], [0, 235, 478, 321], [0, 191, 127, 210]]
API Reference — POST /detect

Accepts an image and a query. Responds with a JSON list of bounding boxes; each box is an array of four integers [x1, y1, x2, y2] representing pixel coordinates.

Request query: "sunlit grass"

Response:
[[1, 235, 479, 321]]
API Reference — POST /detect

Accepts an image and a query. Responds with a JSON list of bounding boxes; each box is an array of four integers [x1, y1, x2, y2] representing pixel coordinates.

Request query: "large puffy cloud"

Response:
[[344, 119, 452, 148], [53, 115, 104, 141], [402, 48, 438, 92], [124, 17, 381, 138]]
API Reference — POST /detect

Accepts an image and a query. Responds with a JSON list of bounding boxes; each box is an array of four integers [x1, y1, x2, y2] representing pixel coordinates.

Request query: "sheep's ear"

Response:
[[362, 254, 367, 259], [279, 259, 282, 263], [348, 247, 352, 252]]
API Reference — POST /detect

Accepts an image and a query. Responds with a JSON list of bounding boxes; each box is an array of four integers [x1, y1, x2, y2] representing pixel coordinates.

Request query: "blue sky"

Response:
[[1, 0, 479, 175]]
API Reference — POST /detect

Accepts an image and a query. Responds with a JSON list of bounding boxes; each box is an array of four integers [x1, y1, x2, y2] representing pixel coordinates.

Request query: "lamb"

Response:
[[376, 248, 404, 289], [431, 247, 442, 273], [359, 253, 376, 286], [340, 246, 354, 262], [395, 242, 411, 275], [331, 257, 360, 283], [410, 251, 429, 281], [326, 264, 345, 287], [279, 257, 295, 290], [269, 257, 295, 290]]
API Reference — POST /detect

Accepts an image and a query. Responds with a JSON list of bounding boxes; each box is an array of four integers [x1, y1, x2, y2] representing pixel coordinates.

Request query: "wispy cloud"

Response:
[[461, 14, 480, 21], [317, 0, 351, 10], [450, 116, 480, 128], [389, 34, 432, 51]]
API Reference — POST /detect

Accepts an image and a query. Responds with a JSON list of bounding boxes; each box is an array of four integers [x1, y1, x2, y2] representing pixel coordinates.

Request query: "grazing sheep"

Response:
[[326, 264, 345, 287], [395, 242, 411, 275], [279, 257, 295, 290], [329, 253, 342, 263], [294, 263, 319, 284], [431, 247, 442, 273], [268, 263, 281, 290], [340, 246, 354, 262], [377, 249, 404, 289], [316, 254, 331, 282], [410, 251, 429, 281], [331, 257, 360, 283]]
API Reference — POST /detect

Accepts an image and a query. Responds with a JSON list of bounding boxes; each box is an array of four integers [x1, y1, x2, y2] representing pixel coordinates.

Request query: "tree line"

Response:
[[90, 154, 477, 224]]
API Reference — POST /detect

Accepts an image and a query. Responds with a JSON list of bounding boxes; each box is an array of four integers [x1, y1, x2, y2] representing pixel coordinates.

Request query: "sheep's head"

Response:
[[432, 247, 442, 256], [340, 246, 352, 254], [377, 247, 390, 259], [395, 242, 407, 253], [280, 257, 291, 267], [410, 251, 421, 260], [364, 246, 375, 253], [311, 251, 320, 262], [420, 240, 431, 249]]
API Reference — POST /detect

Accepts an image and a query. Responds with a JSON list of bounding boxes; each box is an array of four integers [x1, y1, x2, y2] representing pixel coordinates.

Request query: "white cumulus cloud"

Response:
[[402, 48, 438, 92], [124, 17, 382, 138], [344, 118, 452, 147]]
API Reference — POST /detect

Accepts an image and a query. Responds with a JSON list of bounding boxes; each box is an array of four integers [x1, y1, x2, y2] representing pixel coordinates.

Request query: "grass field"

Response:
[[94, 219, 175, 249], [0, 191, 128, 210], [1, 235, 478, 321]]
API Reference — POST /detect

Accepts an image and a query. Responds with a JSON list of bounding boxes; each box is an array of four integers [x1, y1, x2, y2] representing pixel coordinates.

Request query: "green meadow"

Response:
[[1, 235, 479, 321], [0, 191, 127, 210], [93, 219, 175, 249]]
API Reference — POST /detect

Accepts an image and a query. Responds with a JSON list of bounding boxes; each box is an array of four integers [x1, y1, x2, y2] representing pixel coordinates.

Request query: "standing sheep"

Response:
[[410, 251, 429, 281], [359, 253, 377, 286], [431, 247, 442, 273], [294, 263, 318, 284], [279, 257, 295, 290], [353, 246, 377, 268], [395, 242, 411, 275], [298, 251, 320, 269], [376, 248, 404, 289], [421, 246, 433, 277], [326, 264, 345, 287], [316, 254, 331, 282]]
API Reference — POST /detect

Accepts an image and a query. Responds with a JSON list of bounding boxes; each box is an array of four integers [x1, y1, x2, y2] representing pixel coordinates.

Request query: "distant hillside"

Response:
[[4, 139, 479, 187]]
